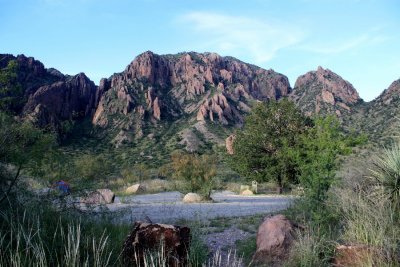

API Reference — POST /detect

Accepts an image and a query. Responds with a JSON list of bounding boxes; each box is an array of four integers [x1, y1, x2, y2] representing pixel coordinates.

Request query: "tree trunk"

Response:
[[0, 164, 22, 204]]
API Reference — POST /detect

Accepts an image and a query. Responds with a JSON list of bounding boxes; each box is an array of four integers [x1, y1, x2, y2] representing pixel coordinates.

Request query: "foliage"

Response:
[[228, 99, 310, 190], [170, 151, 217, 198], [284, 227, 334, 267], [74, 153, 115, 186], [0, 60, 24, 113], [0, 112, 55, 203], [369, 142, 400, 212], [120, 163, 150, 184], [296, 116, 352, 209]]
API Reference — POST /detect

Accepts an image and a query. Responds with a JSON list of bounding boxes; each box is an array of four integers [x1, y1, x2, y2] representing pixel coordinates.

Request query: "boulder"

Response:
[[81, 189, 115, 204], [240, 189, 254, 195], [240, 185, 250, 192], [122, 221, 191, 267], [333, 245, 375, 267], [182, 193, 202, 203], [126, 184, 146, 194], [252, 214, 299, 265]]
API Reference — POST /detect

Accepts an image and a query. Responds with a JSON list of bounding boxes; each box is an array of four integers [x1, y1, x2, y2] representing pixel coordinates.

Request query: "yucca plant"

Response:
[[369, 143, 400, 213]]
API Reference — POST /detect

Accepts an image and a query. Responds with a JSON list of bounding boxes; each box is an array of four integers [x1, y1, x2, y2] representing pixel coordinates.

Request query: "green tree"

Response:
[[0, 60, 24, 113], [74, 154, 115, 187], [0, 112, 55, 204], [228, 99, 310, 191], [171, 151, 216, 199], [297, 116, 351, 204]]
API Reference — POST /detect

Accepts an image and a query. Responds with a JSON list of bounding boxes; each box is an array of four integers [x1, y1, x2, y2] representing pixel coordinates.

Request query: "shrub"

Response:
[[369, 143, 400, 213], [170, 151, 217, 199]]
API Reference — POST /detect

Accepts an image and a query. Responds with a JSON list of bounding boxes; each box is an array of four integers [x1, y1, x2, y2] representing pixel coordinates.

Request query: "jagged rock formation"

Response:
[[92, 51, 291, 130], [91, 51, 292, 147], [24, 73, 97, 127], [2, 52, 400, 153], [0, 54, 98, 129], [290, 66, 362, 116], [357, 78, 400, 144]]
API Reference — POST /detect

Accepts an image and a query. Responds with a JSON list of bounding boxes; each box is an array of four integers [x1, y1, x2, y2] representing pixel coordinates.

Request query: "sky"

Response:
[[0, 0, 399, 101]]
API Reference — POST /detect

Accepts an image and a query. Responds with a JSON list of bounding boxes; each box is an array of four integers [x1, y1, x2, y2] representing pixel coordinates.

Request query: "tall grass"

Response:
[[0, 211, 113, 267], [0, 204, 244, 267], [284, 228, 333, 267], [336, 187, 400, 266]]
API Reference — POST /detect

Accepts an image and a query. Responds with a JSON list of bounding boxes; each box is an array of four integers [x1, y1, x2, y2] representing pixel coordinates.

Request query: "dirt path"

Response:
[[106, 191, 292, 224]]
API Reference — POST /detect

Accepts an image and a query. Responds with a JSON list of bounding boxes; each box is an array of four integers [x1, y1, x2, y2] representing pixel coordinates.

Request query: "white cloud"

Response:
[[299, 29, 389, 54], [177, 12, 305, 63]]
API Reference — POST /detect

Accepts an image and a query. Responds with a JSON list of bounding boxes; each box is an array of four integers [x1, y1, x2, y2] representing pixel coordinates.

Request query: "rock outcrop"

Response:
[[290, 66, 361, 116], [92, 51, 292, 135], [356, 77, 400, 145], [24, 73, 97, 127], [225, 135, 236, 155], [0, 54, 99, 129], [252, 214, 301, 266], [122, 221, 191, 267]]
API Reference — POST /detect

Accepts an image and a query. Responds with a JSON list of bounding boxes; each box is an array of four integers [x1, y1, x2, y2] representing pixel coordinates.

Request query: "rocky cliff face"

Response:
[[0, 54, 98, 129], [24, 73, 97, 127], [290, 66, 361, 116], [357, 78, 400, 144], [92, 51, 292, 145]]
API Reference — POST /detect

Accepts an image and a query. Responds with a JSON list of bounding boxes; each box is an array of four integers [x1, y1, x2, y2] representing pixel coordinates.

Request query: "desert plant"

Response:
[[336, 187, 400, 265], [170, 151, 217, 199], [369, 143, 400, 212], [284, 227, 333, 267]]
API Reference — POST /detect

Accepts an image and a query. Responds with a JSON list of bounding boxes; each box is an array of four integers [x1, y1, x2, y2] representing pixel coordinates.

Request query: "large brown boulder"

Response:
[[333, 245, 376, 267], [252, 214, 299, 266], [122, 221, 191, 267]]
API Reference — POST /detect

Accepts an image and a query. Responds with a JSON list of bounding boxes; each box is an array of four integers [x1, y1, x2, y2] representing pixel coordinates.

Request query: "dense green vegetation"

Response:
[[0, 77, 399, 266]]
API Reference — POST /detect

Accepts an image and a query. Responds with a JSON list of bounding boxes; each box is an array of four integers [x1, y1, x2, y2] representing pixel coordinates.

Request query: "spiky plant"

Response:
[[369, 143, 400, 212]]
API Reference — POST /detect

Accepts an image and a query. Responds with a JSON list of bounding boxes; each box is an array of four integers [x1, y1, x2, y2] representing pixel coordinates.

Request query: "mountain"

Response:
[[1, 51, 399, 158], [91, 51, 291, 149], [357, 79, 400, 145], [290, 66, 362, 117], [0, 54, 98, 131]]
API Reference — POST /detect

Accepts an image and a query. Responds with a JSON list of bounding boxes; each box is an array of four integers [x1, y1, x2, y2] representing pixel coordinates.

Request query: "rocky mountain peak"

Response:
[[379, 78, 400, 104], [291, 66, 361, 116], [92, 51, 292, 133]]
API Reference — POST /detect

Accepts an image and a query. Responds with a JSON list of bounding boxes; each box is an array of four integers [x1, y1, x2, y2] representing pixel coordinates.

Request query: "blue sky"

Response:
[[0, 0, 399, 101]]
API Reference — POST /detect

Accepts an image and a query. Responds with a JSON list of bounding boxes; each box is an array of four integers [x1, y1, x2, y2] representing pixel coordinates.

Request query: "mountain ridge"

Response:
[[1, 51, 398, 153]]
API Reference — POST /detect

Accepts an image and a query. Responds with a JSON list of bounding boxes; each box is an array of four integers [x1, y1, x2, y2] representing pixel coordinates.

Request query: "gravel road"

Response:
[[105, 191, 293, 224]]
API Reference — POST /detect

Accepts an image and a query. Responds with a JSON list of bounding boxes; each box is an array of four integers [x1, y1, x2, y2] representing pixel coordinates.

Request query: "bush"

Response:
[[369, 143, 400, 213], [170, 151, 217, 199]]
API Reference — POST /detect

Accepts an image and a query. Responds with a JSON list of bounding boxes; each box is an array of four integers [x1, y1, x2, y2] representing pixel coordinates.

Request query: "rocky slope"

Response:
[[358, 79, 400, 144], [0, 54, 98, 130], [92, 51, 292, 148], [290, 66, 362, 117], [1, 52, 399, 155]]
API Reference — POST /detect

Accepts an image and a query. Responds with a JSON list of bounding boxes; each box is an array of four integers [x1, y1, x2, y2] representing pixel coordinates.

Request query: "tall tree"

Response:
[[228, 99, 310, 191], [0, 112, 55, 204]]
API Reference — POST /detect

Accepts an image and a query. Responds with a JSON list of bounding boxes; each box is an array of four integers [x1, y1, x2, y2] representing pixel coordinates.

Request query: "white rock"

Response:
[[126, 184, 145, 194], [241, 189, 254, 195], [183, 192, 202, 203]]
